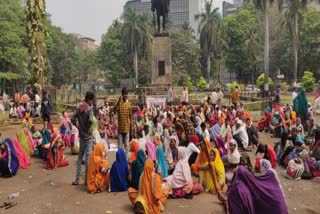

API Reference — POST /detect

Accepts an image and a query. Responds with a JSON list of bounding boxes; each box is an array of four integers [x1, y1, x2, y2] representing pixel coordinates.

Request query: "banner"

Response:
[[146, 97, 166, 109]]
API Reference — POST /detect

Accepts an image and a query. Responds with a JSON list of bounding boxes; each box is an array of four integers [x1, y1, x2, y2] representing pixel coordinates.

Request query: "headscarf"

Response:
[[129, 140, 139, 161], [139, 159, 163, 214], [215, 136, 227, 157], [156, 147, 168, 178], [196, 138, 211, 166], [2, 138, 19, 176], [228, 166, 288, 214], [228, 139, 240, 164], [260, 159, 272, 176], [60, 112, 70, 128], [153, 134, 162, 147], [131, 150, 146, 189], [146, 141, 156, 161], [110, 148, 129, 192]]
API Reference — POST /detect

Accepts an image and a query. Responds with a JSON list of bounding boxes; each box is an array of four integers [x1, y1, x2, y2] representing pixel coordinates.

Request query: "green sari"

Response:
[[293, 89, 308, 120], [17, 130, 30, 156]]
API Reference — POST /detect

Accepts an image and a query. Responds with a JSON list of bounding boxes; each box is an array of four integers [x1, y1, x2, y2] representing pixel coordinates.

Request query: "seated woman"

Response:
[[166, 136, 179, 174], [258, 111, 273, 132], [128, 140, 139, 165], [270, 112, 284, 138], [87, 143, 110, 193], [46, 132, 69, 170], [284, 156, 304, 180], [17, 128, 34, 157], [228, 165, 288, 214], [240, 153, 253, 173], [255, 143, 277, 169], [156, 146, 168, 178], [22, 113, 33, 130], [110, 148, 129, 192], [130, 150, 146, 190], [0, 139, 19, 177], [131, 159, 168, 214], [11, 138, 31, 169], [224, 139, 241, 186], [145, 140, 156, 161], [165, 147, 193, 199], [59, 112, 71, 147]]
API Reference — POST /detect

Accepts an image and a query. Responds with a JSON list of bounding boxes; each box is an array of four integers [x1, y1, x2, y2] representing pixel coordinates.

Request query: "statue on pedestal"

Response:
[[151, 0, 170, 34]]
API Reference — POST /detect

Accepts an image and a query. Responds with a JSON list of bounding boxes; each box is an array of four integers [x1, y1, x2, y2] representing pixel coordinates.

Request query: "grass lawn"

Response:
[[281, 94, 314, 105]]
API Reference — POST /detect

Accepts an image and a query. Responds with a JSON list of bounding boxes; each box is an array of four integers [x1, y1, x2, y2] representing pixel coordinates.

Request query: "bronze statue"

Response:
[[151, 0, 169, 34]]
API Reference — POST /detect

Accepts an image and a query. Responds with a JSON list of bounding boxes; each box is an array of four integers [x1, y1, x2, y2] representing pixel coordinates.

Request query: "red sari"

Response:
[[46, 134, 69, 170]]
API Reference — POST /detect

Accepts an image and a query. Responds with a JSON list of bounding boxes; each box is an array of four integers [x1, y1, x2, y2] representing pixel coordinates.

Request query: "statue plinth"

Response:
[[154, 32, 170, 37], [151, 35, 172, 88]]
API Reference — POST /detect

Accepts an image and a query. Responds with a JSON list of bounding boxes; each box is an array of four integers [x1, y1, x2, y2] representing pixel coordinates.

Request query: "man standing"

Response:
[[166, 85, 173, 106], [72, 91, 95, 186], [211, 88, 218, 109], [216, 86, 224, 109], [41, 91, 51, 125], [292, 87, 298, 103], [113, 87, 132, 152], [231, 86, 240, 110]]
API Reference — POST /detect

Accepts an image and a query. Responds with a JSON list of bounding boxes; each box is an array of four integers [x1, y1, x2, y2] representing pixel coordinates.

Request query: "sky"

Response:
[[46, 0, 127, 43]]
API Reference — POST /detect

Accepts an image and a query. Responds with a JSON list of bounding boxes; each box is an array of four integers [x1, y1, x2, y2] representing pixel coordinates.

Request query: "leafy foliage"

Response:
[[197, 77, 208, 90], [0, 0, 28, 76], [256, 74, 274, 90], [26, 0, 48, 85], [301, 71, 315, 92]]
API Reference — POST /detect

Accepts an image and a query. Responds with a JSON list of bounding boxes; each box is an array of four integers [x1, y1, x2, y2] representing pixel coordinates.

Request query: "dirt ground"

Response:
[[0, 124, 320, 214]]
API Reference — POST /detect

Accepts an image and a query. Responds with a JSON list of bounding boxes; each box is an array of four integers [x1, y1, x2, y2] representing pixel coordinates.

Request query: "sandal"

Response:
[[5, 202, 17, 209], [72, 181, 79, 186]]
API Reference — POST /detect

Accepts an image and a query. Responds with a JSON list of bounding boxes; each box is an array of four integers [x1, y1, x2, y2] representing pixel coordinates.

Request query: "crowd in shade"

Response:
[[2, 84, 320, 214]]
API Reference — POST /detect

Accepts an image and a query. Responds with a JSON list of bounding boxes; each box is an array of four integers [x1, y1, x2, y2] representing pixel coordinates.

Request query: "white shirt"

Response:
[[202, 129, 210, 141], [35, 94, 41, 103], [186, 143, 200, 159], [292, 91, 298, 101], [211, 92, 218, 104], [232, 126, 249, 148]]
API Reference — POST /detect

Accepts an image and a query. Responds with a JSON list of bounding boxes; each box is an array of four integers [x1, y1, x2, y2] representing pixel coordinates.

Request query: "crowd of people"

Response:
[[2, 84, 320, 214]]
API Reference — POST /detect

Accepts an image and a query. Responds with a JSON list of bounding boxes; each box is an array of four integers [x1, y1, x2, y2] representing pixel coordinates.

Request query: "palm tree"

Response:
[[195, 0, 221, 87], [245, 0, 274, 94], [122, 8, 151, 87], [278, 0, 308, 86]]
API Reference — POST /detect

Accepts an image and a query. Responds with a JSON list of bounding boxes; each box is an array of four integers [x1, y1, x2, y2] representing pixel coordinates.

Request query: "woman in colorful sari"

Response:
[[293, 89, 308, 121], [11, 138, 31, 169], [214, 136, 227, 158], [0, 139, 19, 177], [258, 111, 273, 132], [110, 148, 129, 192], [87, 143, 110, 193], [130, 150, 146, 190], [145, 141, 156, 161], [165, 147, 193, 198], [228, 165, 288, 214], [17, 128, 33, 156], [59, 112, 71, 147], [46, 132, 69, 169], [156, 147, 168, 178], [139, 159, 167, 214], [22, 113, 33, 130], [256, 143, 277, 169], [128, 140, 139, 165]]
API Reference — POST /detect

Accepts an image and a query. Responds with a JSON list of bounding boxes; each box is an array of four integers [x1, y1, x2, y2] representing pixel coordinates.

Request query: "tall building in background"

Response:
[[124, 0, 201, 34]]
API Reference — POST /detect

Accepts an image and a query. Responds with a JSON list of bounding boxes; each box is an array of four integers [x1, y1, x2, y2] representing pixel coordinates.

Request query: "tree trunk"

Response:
[[263, 1, 270, 96], [207, 54, 210, 88], [36, 41, 43, 93], [134, 47, 138, 87], [293, 11, 299, 86]]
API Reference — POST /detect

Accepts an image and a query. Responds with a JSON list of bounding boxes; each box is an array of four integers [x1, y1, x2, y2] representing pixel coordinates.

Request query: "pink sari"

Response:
[[23, 128, 35, 156], [13, 139, 31, 169]]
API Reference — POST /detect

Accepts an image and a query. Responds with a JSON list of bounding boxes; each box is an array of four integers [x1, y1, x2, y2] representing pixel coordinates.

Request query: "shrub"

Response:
[[301, 71, 315, 92], [227, 81, 238, 91], [197, 77, 208, 91], [184, 76, 195, 92], [256, 74, 274, 90], [281, 82, 289, 91]]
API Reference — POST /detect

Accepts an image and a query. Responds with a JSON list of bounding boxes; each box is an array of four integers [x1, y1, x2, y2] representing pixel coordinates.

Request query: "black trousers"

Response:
[[188, 152, 198, 166], [233, 135, 244, 149]]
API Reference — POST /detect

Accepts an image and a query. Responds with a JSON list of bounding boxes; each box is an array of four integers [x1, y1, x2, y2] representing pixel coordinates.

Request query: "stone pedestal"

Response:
[[151, 35, 172, 87]]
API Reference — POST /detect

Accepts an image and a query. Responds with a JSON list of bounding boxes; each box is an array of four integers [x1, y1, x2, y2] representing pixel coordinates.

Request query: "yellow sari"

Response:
[[203, 149, 226, 193]]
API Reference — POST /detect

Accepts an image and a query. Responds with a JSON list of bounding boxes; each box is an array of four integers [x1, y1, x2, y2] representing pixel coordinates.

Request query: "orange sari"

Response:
[[129, 159, 167, 214], [87, 143, 109, 193], [191, 139, 211, 174]]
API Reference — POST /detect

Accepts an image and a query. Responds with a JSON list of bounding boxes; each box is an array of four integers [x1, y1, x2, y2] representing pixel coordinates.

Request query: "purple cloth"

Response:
[[215, 136, 227, 157], [228, 166, 288, 214], [209, 123, 221, 141]]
